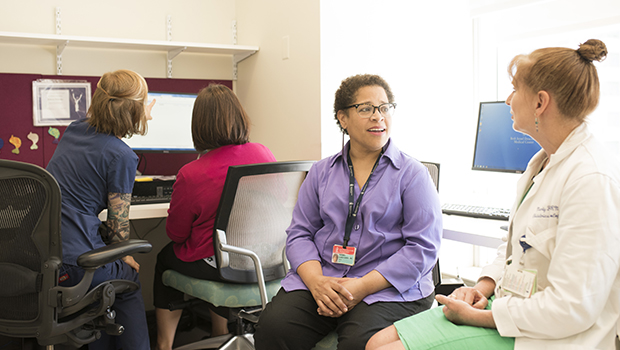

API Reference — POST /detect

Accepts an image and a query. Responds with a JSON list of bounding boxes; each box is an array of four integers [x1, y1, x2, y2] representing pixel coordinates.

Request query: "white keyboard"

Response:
[[441, 203, 510, 221]]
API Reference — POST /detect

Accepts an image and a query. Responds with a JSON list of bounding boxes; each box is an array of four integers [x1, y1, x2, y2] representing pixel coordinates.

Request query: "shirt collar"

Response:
[[329, 138, 400, 169], [547, 123, 591, 169]]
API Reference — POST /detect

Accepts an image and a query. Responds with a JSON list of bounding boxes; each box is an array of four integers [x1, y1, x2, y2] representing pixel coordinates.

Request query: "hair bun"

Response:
[[577, 39, 607, 63]]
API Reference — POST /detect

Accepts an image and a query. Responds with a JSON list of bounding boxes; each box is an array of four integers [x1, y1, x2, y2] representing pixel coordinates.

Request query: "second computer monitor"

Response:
[[472, 101, 541, 174], [122, 91, 198, 153]]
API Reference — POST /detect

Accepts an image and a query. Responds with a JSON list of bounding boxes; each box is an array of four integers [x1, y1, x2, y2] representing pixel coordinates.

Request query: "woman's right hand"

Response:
[[145, 98, 156, 120], [446, 287, 488, 309], [297, 260, 353, 317], [308, 275, 354, 317]]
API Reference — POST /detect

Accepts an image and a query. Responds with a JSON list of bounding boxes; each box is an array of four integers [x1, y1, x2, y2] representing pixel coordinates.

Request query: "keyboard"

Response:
[[130, 194, 172, 205], [441, 203, 510, 221]]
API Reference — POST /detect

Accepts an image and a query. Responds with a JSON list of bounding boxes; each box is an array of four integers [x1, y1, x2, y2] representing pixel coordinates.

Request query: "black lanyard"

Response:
[[343, 150, 383, 248]]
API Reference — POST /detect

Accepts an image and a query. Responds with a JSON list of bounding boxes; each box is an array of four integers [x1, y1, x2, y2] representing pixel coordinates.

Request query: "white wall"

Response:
[[320, 0, 477, 206], [320, 0, 620, 211]]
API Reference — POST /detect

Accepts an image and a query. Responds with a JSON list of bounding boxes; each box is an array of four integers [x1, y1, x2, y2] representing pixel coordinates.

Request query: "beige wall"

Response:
[[0, 0, 321, 161], [235, 0, 321, 161], [0, 0, 321, 310]]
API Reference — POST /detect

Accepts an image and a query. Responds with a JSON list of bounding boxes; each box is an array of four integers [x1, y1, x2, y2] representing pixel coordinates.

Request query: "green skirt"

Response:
[[394, 297, 515, 350]]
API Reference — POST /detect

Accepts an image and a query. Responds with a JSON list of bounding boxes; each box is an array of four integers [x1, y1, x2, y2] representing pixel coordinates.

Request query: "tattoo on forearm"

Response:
[[106, 192, 131, 243]]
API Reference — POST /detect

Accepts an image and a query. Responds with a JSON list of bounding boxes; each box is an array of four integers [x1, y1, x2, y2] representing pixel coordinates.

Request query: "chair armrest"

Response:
[[76, 239, 152, 269]]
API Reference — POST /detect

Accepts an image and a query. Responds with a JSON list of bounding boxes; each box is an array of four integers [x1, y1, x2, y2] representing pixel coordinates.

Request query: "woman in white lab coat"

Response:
[[367, 39, 620, 350]]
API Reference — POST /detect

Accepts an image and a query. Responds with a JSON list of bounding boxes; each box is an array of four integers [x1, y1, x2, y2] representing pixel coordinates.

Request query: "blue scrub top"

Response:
[[47, 119, 138, 265]]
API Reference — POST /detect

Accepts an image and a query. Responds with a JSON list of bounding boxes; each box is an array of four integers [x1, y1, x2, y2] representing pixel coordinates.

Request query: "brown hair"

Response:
[[87, 69, 149, 138], [191, 84, 250, 152], [508, 39, 607, 123], [333, 74, 395, 134]]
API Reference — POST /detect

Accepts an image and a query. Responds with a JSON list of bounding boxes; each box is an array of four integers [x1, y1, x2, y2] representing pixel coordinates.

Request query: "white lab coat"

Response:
[[480, 124, 620, 350]]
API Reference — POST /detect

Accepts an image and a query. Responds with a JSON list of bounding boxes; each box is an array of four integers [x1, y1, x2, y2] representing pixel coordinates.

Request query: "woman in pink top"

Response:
[[153, 84, 276, 350]]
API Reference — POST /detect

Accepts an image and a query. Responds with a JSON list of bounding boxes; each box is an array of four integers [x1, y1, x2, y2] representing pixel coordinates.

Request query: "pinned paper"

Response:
[[27, 132, 39, 150], [9, 135, 21, 154], [48, 127, 60, 144]]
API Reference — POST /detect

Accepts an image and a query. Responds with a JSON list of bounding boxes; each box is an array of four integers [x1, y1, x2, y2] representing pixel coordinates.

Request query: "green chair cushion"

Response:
[[162, 269, 283, 308], [311, 330, 338, 350]]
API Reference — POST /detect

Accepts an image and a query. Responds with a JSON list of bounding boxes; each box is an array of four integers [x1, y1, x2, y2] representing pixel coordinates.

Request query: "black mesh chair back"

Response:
[[0, 159, 62, 339], [0, 159, 152, 348]]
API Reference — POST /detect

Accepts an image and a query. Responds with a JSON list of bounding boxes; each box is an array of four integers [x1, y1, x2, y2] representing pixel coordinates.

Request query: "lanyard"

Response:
[[512, 157, 546, 255], [343, 150, 383, 248]]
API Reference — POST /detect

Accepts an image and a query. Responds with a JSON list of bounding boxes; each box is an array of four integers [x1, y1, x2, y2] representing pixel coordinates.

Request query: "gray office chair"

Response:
[[0, 159, 152, 349], [420, 161, 465, 299], [421, 161, 442, 288], [162, 161, 313, 350]]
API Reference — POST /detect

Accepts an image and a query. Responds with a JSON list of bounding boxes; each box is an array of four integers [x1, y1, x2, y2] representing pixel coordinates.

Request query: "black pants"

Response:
[[254, 289, 434, 350], [152, 241, 229, 318]]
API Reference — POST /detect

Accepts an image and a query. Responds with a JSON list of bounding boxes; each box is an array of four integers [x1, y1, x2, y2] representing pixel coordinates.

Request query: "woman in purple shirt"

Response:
[[254, 74, 443, 350]]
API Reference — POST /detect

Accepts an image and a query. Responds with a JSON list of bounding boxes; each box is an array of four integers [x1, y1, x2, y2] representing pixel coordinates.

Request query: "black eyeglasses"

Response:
[[344, 103, 397, 118]]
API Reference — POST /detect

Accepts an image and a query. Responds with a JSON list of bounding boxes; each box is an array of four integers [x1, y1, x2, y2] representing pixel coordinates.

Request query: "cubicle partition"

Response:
[[0, 72, 231, 175]]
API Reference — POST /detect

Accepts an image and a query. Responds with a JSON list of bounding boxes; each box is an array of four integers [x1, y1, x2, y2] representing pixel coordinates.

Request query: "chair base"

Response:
[[173, 333, 233, 350], [172, 333, 255, 350], [220, 334, 254, 350]]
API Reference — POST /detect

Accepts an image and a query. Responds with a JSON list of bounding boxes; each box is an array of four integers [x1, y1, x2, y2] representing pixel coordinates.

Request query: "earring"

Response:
[[535, 114, 539, 132]]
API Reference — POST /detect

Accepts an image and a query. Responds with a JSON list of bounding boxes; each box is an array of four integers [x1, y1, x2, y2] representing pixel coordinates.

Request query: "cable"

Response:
[[130, 217, 166, 240], [137, 153, 148, 175]]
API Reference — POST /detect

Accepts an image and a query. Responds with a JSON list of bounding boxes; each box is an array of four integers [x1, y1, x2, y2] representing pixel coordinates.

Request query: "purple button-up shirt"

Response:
[[282, 140, 443, 304]]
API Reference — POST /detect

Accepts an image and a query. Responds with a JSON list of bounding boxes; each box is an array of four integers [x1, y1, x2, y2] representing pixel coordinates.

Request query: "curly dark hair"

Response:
[[333, 74, 394, 134]]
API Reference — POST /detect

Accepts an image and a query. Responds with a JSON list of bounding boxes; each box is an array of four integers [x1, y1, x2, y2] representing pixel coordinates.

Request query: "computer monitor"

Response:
[[122, 91, 198, 153], [472, 101, 541, 174]]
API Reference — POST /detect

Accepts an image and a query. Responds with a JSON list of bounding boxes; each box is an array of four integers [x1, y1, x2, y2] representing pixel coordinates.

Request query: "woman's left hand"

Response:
[[337, 278, 365, 311], [122, 255, 140, 272], [435, 294, 496, 328]]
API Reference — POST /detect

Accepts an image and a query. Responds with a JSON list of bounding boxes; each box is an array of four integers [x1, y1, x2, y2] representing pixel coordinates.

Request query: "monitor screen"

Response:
[[122, 91, 197, 153], [472, 101, 541, 174]]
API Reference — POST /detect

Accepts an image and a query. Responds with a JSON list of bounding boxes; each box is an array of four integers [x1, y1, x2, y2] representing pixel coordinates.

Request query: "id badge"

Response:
[[332, 244, 356, 266], [501, 265, 537, 298]]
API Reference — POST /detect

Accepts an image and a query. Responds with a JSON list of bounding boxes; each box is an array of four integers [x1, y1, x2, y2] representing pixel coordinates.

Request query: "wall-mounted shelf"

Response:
[[0, 31, 259, 79]]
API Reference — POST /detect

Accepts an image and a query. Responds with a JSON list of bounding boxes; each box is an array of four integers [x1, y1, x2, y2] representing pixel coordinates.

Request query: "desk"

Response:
[[97, 208, 505, 310], [98, 202, 170, 221], [440, 214, 508, 284], [98, 203, 170, 311], [442, 214, 507, 249], [99, 206, 506, 246]]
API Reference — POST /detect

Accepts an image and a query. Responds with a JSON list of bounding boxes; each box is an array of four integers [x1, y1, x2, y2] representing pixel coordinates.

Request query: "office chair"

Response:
[[0, 159, 153, 349], [420, 161, 442, 289], [162, 161, 313, 350], [420, 161, 465, 299]]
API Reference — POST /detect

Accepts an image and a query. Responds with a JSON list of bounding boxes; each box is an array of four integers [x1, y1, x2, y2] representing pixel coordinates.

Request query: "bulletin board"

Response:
[[0, 72, 232, 175]]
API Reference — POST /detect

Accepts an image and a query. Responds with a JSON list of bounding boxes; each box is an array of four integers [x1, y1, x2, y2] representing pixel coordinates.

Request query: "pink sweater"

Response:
[[166, 143, 276, 261]]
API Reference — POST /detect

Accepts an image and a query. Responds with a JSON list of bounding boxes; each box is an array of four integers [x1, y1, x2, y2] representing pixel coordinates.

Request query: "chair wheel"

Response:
[[105, 324, 124, 336]]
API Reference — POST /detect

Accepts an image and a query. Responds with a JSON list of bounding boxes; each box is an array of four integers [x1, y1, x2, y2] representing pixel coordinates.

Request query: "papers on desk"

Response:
[[135, 175, 176, 182]]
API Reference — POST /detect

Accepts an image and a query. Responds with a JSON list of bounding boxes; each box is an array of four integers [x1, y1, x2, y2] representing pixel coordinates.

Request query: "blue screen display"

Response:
[[472, 102, 541, 174]]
